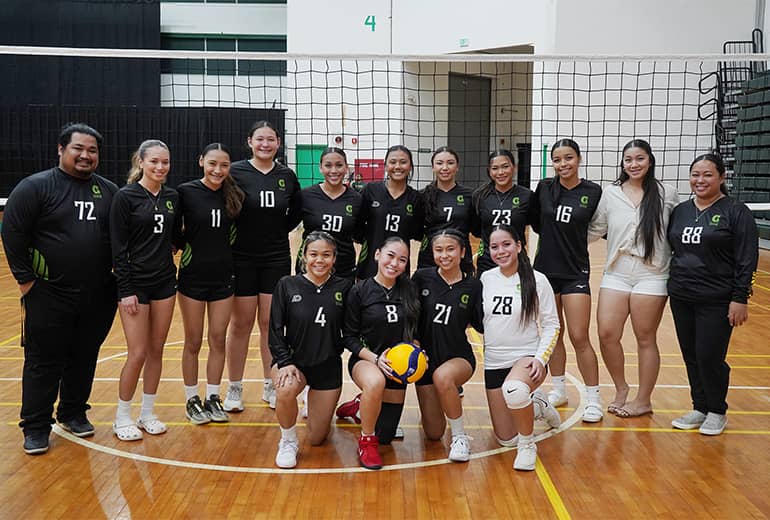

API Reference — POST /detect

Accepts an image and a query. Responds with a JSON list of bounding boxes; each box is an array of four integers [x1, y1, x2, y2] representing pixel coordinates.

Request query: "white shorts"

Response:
[[600, 254, 668, 296]]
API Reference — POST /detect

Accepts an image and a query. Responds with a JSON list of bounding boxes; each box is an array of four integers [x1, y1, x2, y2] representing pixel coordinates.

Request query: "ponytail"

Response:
[[127, 139, 169, 184]]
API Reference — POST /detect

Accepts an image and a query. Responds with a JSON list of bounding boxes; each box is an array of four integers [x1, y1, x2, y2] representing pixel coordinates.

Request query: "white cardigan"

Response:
[[588, 182, 679, 273]]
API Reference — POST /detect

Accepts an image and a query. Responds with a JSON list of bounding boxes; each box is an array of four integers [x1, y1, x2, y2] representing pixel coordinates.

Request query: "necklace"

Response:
[[438, 268, 463, 289], [374, 277, 395, 300], [693, 196, 723, 222], [494, 185, 513, 207], [304, 273, 331, 293], [140, 183, 161, 211]]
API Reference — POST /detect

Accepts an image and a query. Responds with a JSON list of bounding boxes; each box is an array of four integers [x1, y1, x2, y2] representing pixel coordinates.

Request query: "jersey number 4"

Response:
[[492, 295, 513, 315], [314, 307, 327, 327]]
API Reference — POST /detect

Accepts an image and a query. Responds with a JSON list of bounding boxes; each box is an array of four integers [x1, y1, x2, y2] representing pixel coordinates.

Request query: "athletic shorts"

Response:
[[348, 354, 407, 390], [177, 278, 234, 302], [133, 277, 177, 304], [601, 254, 668, 296], [416, 354, 476, 387], [484, 356, 545, 389], [298, 356, 343, 391], [233, 256, 290, 296], [546, 275, 591, 296]]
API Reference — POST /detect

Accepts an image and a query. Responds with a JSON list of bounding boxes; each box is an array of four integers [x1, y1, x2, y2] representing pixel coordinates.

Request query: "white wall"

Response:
[[161, 3, 286, 35]]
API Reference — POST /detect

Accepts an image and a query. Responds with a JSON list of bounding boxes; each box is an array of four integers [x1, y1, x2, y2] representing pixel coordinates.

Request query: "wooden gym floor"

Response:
[[0, 233, 768, 519]]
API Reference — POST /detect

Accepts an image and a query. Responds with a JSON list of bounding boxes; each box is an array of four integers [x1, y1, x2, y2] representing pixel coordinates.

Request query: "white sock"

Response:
[[552, 375, 566, 392], [116, 398, 133, 426], [518, 433, 534, 446], [184, 385, 198, 401], [264, 378, 274, 389], [206, 384, 219, 399], [586, 385, 601, 403], [229, 380, 242, 389], [140, 393, 156, 419], [280, 425, 298, 443], [447, 415, 465, 437]]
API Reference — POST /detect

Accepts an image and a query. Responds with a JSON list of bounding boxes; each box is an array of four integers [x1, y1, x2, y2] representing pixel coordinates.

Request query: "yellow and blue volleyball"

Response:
[[385, 343, 428, 384]]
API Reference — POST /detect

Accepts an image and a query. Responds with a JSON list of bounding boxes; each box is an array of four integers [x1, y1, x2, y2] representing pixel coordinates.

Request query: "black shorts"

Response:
[[546, 275, 591, 296], [347, 354, 407, 390], [177, 278, 234, 302], [132, 278, 177, 304], [484, 358, 546, 389], [233, 256, 290, 296], [297, 356, 343, 391], [416, 354, 476, 387]]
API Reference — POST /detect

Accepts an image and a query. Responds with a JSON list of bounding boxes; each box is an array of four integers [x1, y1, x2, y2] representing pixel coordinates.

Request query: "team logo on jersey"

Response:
[[460, 293, 470, 306], [278, 179, 286, 190], [91, 184, 102, 199], [371, 201, 381, 208], [710, 214, 721, 226], [335, 291, 344, 305], [580, 195, 589, 208], [456, 195, 464, 204], [516, 283, 521, 292], [421, 288, 430, 296], [166, 200, 174, 213], [406, 203, 414, 216], [345, 204, 353, 216], [512, 196, 520, 207], [291, 294, 302, 303]]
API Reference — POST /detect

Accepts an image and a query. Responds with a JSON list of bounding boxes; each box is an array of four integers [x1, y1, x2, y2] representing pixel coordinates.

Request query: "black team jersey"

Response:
[[110, 183, 179, 298], [298, 184, 364, 279], [269, 274, 353, 368], [667, 197, 758, 303], [531, 177, 602, 279], [343, 277, 417, 356], [2, 167, 118, 289], [229, 160, 302, 265], [417, 183, 476, 269], [473, 184, 533, 274], [412, 268, 483, 365], [175, 180, 234, 288], [357, 181, 424, 279]]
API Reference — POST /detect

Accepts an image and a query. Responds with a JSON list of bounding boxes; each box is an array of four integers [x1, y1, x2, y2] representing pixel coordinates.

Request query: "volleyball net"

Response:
[[1, 46, 768, 226]]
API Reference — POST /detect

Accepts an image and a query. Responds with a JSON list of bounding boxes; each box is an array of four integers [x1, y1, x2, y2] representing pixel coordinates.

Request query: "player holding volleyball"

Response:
[[111, 140, 178, 441], [175, 143, 244, 425], [411, 228, 483, 462], [225, 120, 302, 412], [480, 224, 561, 471], [297, 147, 364, 280], [336, 236, 421, 470], [531, 139, 604, 422], [417, 147, 476, 273], [356, 145, 423, 279], [472, 149, 534, 276], [269, 231, 353, 468]]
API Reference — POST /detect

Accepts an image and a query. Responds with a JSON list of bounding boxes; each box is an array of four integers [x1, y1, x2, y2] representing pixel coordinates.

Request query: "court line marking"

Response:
[[535, 457, 571, 520], [0, 334, 20, 347], [568, 426, 770, 435], [46, 375, 586, 476]]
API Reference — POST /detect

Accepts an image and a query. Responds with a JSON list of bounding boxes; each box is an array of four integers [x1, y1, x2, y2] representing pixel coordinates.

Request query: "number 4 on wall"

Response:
[[364, 15, 376, 32]]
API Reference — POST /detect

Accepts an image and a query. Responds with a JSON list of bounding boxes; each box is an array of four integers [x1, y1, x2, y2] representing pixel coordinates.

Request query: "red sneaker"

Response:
[[335, 393, 361, 423], [358, 434, 382, 470]]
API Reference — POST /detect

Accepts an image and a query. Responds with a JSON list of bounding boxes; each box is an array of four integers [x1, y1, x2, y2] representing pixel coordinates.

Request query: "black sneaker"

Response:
[[23, 431, 50, 455], [60, 416, 95, 438], [204, 394, 230, 423], [185, 395, 211, 425]]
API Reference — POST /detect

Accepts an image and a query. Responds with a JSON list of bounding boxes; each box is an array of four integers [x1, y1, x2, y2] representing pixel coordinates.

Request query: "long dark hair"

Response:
[[377, 236, 421, 341], [616, 139, 664, 263], [549, 138, 581, 204], [490, 224, 539, 326], [690, 153, 728, 195], [423, 146, 460, 218], [472, 149, 517, 209], [200, 143, 244, 220]]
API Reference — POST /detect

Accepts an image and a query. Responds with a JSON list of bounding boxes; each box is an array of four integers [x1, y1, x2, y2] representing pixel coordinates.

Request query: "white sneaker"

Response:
[[547, 389, 568, 408], [671, 410, 707, 430], [513, 440, 537, 471], [532, 391, 561, 430], [223, 384, 244, 412], [263, 381, 276, 410], [582, 402, 603, 423], [300, 386, 309, 418], [275, 438, 299, 469], [699, 412, 727, 436], [448, 434, 471, 462], [394, 426, 405, 439]]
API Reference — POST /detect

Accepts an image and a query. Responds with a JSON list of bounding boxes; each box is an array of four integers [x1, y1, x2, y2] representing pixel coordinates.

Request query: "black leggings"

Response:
[[669, 297, 733, 415]]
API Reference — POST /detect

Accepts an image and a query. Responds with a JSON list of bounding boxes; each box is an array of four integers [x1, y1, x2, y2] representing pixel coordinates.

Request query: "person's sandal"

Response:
[[113, 422, 143, 441]]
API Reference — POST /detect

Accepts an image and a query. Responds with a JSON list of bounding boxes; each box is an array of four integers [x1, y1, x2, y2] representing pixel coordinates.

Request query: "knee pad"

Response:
[[495, 434, 518, 447], [375, 402, 404, 445], [502, 379, 532, 410]]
